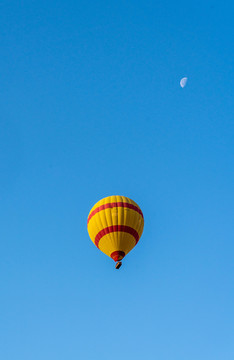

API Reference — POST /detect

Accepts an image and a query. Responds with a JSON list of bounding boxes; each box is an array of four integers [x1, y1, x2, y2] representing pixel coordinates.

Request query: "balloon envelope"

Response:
[[87, 195, 144, 263]]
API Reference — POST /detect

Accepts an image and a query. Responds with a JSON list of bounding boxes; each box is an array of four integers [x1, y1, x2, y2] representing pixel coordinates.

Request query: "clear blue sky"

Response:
[[0, 1, 233, 359]]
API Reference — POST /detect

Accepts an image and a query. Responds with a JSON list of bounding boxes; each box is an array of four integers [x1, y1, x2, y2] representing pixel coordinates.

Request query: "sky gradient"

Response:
[[0, 1, 234, 359]]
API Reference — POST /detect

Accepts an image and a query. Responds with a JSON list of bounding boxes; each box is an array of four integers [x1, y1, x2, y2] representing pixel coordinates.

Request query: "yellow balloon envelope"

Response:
[[87, 195, 144, 268]]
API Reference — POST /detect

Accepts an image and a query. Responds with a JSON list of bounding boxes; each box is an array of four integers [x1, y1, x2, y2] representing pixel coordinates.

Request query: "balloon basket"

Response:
[[115, 262, 122, 270]]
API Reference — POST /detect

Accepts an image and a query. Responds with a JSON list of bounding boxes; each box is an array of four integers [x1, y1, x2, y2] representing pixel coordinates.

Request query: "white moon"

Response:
[[180, 77, 188, 88]]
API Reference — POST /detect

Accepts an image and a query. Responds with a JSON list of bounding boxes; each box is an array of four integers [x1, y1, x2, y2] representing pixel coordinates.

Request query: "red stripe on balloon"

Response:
[[87, 202, 143, 224], [94, 225, 139, 248]]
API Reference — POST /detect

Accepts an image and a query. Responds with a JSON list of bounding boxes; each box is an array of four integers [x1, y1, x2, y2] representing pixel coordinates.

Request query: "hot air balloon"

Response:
[[87, 195, 144, 269]]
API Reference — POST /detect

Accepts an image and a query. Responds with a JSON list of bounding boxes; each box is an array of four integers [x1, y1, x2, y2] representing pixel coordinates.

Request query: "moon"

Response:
[[180, 77, 188, 88]]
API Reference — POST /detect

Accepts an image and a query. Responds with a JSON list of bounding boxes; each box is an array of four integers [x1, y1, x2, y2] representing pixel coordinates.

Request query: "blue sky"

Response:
[[0, 1, 233, 359]]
